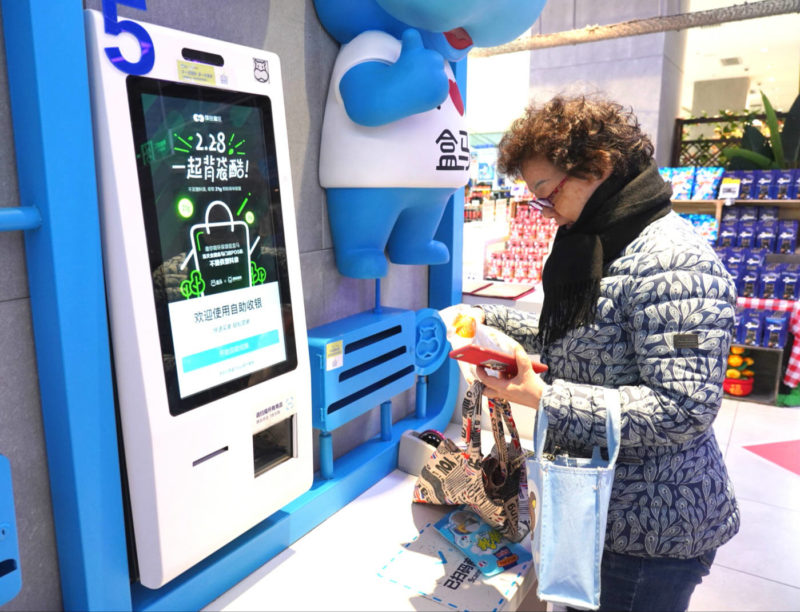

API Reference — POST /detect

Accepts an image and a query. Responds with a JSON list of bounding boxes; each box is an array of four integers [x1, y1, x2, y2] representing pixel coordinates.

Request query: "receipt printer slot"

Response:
[[253, 415, 294, 477]]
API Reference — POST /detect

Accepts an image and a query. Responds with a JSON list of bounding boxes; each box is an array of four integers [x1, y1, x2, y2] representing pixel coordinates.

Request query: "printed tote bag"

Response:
[[413, 380, 529, 541]]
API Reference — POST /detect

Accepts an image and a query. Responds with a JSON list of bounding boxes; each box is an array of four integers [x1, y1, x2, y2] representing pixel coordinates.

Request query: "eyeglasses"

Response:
[[530, 175, 568, 211]]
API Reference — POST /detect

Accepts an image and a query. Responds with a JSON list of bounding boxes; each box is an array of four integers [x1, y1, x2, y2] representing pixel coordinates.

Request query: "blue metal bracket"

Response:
[[0, 455, 22, 607], [0, 207, 42, 232]]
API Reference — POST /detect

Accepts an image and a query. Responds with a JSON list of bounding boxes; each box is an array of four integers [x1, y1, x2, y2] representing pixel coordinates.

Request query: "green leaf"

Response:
[[761, 90, 785, 168], [781, 93, 800, 165], [722, 147, 773, 169], [740, 124, 769, 155]]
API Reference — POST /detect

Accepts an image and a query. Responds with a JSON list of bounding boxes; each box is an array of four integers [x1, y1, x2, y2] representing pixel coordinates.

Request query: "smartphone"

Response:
[[448, 345, 548, 377]]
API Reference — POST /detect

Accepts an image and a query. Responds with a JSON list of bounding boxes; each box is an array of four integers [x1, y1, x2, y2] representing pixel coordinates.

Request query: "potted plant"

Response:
[[722, 91, 800, 170]]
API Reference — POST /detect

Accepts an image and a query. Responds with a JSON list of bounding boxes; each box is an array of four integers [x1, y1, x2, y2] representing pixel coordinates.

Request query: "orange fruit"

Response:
[[741, 370, 754, 378], [727, 355, 744, 367], [453, 314, 476, 338], [726, 368, 741, 379], [730, 346, 745, 355]]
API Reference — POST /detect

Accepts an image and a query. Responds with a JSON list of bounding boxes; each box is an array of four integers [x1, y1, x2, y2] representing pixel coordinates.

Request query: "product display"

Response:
[[723, 169, 800, 200], [659, 165, 724, 200], [678, 213, 718, 244], [724, 346, 755, 396], [734, 307, 791, 348], [485, 203, 558, 284]]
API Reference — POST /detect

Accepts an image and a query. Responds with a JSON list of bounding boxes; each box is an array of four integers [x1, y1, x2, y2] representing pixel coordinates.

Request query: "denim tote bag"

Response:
[[526, 388, 621, 610]]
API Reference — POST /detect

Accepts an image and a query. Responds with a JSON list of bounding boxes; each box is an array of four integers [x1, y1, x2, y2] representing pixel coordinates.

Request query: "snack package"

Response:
[[716, 223, 738, 248], [738, 268, 760, 298], [720, 206, 739, 224], [755, 220, 778, 252], [736, 220, 757, 249], [737, 309, 764, 346], [725, 263, 743, 287], [738, 170, 757, 199], [725, 246, 747, 268], [776, 220, 799, 254], [679, 213, 717, 244], [757, 206, 780, 222], [692, 167, 725, 200], [670, 166, 696, 200], [754, 169, 775, 200], [763, 311, 790, 349], [434, 508, 532, 577], [439, 304, 523, 385], [780, 265, 800, 300], [743, 249, 766, 271], [775, 170, 795, 200], [790, 169, 800, 200], [758, 265, 783, 299], [737, 205, 759, 222]]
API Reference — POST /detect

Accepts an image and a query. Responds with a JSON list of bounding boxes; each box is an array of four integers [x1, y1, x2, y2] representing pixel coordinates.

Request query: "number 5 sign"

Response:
[[101, 0, 154, 75]]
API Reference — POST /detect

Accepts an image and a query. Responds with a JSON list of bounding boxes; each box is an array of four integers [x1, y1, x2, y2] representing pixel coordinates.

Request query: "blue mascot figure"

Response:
[[315, 0, 547, 278]]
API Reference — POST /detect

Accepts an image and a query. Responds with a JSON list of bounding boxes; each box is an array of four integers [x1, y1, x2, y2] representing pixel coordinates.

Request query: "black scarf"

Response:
[[537, 160, 673, 345]]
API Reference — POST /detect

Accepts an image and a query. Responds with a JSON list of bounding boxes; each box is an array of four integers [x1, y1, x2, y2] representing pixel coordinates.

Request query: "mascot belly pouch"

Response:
[[315, 0, 546, 279]]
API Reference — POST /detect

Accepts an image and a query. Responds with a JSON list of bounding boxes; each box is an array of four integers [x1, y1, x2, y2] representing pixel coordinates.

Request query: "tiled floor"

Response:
[[688, 398, 800, 611]]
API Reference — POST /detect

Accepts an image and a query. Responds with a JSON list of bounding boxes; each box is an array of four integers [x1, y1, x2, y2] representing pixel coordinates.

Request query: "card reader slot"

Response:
[[181, 48, 225, 67], [192, 446, 229, 467]]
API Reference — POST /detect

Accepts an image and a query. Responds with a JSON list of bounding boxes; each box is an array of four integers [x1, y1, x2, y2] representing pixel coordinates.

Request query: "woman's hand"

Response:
[[475, 345, 547, 409]]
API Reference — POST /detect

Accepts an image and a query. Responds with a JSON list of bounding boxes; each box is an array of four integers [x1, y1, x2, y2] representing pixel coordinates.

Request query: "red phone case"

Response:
[[448, 345, 548, 377]]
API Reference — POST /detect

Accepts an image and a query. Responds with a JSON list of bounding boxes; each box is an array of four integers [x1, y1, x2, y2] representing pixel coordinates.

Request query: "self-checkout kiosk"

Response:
[[84, 10, 312, 588]]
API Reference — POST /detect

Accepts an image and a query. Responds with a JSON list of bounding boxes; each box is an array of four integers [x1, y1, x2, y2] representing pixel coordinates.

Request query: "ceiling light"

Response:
[[761, 47, 769, 53]]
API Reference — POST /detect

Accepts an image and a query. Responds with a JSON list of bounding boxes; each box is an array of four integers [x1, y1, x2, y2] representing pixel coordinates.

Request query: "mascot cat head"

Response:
[[314, 0, 546, 60]]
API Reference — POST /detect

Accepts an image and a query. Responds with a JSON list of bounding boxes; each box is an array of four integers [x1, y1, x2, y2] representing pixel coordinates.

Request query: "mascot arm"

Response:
[[339, 29, 449, 127]]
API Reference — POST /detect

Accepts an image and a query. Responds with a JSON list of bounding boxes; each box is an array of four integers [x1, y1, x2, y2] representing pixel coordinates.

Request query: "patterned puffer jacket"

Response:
[[481, 211, 740, 559]]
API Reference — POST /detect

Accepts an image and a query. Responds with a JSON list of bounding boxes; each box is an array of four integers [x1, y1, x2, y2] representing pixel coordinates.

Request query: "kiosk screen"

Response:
[[127, 76, 297, 416]]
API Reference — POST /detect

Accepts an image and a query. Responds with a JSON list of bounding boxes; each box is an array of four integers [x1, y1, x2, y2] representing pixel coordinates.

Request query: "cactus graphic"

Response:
[[180, 269, 206, 299], [251, 261, 267, 285]]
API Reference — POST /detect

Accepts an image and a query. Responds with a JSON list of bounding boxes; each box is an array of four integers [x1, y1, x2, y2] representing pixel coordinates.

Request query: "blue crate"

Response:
[[308, 307, 417, 477]]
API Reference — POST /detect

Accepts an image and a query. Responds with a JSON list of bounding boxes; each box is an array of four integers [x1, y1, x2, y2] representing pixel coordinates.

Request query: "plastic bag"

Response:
[[439, 304, 523, 385]]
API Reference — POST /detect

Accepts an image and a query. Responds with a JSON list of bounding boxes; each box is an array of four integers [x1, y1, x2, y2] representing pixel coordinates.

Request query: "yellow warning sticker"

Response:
[[177, 60, 215, 85], [326, 340, 343, 371]]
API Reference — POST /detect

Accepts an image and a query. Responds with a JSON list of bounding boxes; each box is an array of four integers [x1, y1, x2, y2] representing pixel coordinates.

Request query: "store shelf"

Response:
[[725, 343, 790, 405], [673, 199, 800, 223]]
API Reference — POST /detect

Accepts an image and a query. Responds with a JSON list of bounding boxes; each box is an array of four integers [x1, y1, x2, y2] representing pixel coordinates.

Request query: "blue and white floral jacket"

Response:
[[482, 212, 740, 559]]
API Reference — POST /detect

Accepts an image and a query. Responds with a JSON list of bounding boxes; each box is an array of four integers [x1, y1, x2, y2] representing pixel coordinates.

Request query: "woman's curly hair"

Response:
[[497, 94, 654, 181]]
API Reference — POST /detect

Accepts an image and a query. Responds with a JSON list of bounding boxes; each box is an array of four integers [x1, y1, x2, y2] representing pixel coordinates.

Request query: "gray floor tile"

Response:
[[690, 563, 800, 612]]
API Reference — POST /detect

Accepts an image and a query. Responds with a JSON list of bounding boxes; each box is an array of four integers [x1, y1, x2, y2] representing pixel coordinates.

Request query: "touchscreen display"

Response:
[[127, 76, 297, 415]]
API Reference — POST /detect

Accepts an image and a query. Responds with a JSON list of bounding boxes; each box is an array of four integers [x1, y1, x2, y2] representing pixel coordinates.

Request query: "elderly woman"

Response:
[[474, 94, 740, 612]]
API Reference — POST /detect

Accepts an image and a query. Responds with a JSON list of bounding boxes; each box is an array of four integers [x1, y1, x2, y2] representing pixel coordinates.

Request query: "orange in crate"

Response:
[[724, 376, 754, 397]]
